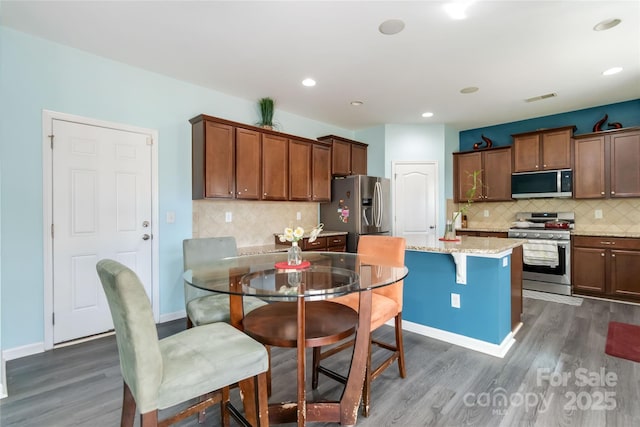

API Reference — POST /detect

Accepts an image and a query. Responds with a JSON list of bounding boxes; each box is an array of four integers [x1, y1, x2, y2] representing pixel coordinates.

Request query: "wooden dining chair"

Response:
[[183, 237, 267, 328], [311, 235, 407, 417], [96, 259, 269, 427]]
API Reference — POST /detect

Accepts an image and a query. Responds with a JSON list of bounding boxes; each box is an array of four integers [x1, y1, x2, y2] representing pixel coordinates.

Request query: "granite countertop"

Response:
[[407, 235, 525, 255], [571, 230, 640, 238], [456, 226, 509, 233], [271, 230, 348, 238]]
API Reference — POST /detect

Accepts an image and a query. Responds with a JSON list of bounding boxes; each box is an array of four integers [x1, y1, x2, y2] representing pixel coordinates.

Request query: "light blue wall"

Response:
[[0, 27, 354, 350], [354, 125, 385, 177], [384, 124, 448, 233]]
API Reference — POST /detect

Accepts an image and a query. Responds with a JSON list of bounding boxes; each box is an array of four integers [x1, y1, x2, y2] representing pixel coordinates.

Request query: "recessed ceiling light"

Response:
[[378, 19, 405, 35], [594, 18, 621, 31], [350, 100, 364, 106], [443, 1, 476, 20], [602, 67, 623, 76], [460, 86, 479, 94], [302, 78, 316, 87], [422, 112, 434, 118]]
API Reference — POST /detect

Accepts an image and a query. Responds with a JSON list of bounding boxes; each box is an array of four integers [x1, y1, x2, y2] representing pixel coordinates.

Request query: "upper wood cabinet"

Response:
[[289, 138, 312, 201], [574, 127, 640, 199], [311, 142, 331, 202], [191, 119, 235, 199], [235, 128, 261, 199], [512, 125, 575, 172], [191, 114, 335, 202], [317, 135, 368, 176], [453, 146, 512, 202], [262, 133, 289, 201]]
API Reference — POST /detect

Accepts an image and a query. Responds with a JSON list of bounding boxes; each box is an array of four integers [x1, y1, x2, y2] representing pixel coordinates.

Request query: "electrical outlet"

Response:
[[483, 209, 490, 217], [595, 209, 603, 219], [296, 211, 302, 220], [225, 212, 232, 223], [451, 293, 461, 308]]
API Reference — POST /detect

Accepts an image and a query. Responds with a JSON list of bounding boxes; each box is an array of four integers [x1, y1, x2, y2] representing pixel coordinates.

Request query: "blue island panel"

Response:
[[404, 250, 511, 345]]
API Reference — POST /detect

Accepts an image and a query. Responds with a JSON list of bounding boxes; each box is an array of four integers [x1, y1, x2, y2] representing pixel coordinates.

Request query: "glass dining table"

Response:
[[183, 251, 408, 427]]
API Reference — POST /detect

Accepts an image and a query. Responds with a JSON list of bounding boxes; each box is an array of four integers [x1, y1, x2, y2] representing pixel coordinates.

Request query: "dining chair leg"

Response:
[[186, 316, 193, 329], [140, 410, 158, 427], [362, 339, 372, 417], [221, 387, 230, 427], [395, 314, 406, 378], [311, 347, 321, 389], [266, 345, 272, 397], [256, 372, 269, 427], [121, 381, 136, 427]]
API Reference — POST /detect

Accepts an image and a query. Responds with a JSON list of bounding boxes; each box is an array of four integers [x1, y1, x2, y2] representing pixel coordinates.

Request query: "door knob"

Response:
[[142, 234, 151, 241], [142, 221, 150, 228]]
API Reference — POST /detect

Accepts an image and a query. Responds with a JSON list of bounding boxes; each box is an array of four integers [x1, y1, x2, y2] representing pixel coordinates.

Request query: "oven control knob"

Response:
[[548, 234, 554, 239], [534, 233, 541, 238]]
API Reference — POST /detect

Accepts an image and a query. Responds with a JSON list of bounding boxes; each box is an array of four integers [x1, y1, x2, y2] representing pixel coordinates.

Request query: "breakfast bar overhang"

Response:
[[403, 236, 525, 358]]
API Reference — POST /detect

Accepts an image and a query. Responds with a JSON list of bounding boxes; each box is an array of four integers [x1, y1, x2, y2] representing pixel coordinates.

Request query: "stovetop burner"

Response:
[[508, 212, 574, 240]]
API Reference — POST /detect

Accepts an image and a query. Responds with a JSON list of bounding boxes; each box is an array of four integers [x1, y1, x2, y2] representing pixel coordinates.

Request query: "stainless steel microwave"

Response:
[[511, 169, 572, 199]]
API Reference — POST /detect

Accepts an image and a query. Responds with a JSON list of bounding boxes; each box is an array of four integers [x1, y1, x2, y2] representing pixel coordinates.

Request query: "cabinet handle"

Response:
[[600, 241, 614, 245], [229, 191, 233, 195], [543, 164, 547, 168], [612, 254, 616, 258], [601, 253, 605, 257], [263, 192, 267, 196], [535, 165, 539, 169], [611, 191, 616, 195], [601, 192, 605, 195]]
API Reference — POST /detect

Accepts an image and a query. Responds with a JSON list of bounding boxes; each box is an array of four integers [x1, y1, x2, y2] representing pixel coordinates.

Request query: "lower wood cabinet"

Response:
[[456, 230, 508, 238], [275, 234, 347, 252], [572, 236, 640, 301]]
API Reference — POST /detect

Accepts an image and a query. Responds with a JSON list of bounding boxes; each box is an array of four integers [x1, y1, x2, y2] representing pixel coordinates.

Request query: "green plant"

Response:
[[454, 169, 482, 224], [257, 97, 275, 128]]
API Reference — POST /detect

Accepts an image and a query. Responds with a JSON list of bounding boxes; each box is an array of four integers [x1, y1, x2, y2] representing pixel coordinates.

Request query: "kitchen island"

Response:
[[403, 235, 524, 358]]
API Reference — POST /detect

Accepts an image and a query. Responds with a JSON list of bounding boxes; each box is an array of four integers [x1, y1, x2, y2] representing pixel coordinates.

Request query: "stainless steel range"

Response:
[[508, 212, 574, 296]]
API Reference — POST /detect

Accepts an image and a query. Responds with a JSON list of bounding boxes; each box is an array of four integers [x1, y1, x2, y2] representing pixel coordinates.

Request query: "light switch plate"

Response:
[[483, 209, 490, 217], [296, 211, 302, 220], [225, 212, 232, 223], [166, 211, 175, 224], [451, 293, 461, 308]]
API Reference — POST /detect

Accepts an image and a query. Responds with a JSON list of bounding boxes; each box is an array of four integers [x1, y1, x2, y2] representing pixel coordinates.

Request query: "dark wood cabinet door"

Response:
[[574, 136, 606, 199], [289, 139, 312, 201], [331, 140, 351, 175], [483, 148, 512, 201], [235, 128, 261, 200], [541, 128, 572, 170], [572, 247, 606, 293], [262, 134, 288, 200], [312, 143, 331, 202], [610, 130, 640, 198], [351, 143, 368, 175], [610, 249, 640, 299], [204, 121, 234, 198], [453, 151, 483, 202], [513, 134, 540, 172]]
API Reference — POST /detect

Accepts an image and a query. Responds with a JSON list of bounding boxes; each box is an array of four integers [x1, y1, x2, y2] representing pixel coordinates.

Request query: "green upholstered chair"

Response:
[[183, 237, 268, 328], [96, 259, 269, 427]]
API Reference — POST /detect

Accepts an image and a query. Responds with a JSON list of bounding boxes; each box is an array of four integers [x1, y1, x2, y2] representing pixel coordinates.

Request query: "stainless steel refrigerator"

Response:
[[320, 175, 391, 252]]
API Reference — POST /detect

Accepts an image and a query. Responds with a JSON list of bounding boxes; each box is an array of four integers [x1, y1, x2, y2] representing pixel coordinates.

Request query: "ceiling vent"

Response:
[[525, 93, 558, 103]]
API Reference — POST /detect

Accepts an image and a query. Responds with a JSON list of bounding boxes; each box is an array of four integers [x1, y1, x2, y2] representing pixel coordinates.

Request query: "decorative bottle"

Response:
[[288, 241, 303, 265]]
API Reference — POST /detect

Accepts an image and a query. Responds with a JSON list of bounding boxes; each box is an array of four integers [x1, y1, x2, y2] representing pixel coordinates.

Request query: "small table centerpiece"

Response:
[[277, 223, 324, 266]]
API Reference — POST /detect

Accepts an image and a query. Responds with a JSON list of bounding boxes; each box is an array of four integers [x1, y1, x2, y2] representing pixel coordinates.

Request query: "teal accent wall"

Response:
[[0, 27, 353, 350], [460, 99, 640, 151], [404, 250, 511, 345]]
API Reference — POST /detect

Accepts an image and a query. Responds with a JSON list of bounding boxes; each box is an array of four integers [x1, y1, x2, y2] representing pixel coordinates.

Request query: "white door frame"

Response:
[[42, 110, 160, 350], [391, 160, 439, 237]]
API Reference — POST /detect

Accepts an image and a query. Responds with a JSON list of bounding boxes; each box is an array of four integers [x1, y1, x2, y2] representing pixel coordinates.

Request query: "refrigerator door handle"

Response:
[[374, 181, 383, 228]]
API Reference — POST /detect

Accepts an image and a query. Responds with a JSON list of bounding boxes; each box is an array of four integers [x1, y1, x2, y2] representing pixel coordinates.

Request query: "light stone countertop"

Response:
[[407, 235, 525, 255], [571, 230, 640, 238], [272, 230, 348, 238], [240, 231, 349, 255]]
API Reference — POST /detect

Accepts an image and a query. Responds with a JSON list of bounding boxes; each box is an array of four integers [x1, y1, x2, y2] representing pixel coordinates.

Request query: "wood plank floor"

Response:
[[2, 295, 640, 426]]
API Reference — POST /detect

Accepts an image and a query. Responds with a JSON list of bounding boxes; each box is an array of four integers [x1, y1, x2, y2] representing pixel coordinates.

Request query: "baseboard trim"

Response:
[[402, 320, 516, 358], [2, 342, 45, 361], [159, 310, 186, 323], [0, 356, 7, 399]]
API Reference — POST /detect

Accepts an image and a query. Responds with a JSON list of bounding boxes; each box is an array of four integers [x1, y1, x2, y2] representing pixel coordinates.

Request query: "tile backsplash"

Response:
[[193, 200, 320, 247], [448, 198, 640, 234]]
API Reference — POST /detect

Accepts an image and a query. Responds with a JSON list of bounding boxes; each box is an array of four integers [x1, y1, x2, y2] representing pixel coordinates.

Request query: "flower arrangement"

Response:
[[278, 223, 324, 244]]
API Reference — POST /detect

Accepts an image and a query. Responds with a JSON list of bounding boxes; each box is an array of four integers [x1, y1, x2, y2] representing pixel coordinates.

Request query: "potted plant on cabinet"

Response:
[[257, 97, 276, 130]]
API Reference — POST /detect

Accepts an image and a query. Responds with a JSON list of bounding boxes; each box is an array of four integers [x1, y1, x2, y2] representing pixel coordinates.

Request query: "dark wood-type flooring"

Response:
[[2, 296, 640, 426]]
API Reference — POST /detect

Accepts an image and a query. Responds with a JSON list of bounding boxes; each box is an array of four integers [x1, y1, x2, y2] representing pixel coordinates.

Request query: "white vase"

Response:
[[288, 241, 302, 265]]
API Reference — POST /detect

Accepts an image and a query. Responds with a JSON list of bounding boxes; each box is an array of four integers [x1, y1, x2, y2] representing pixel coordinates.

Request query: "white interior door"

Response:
[[52, 119, 153, 344], [393, 162, 438, 247]]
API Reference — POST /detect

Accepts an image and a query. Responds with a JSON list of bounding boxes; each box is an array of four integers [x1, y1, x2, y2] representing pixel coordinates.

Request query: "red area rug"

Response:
[[605, 321, 640, 363]]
